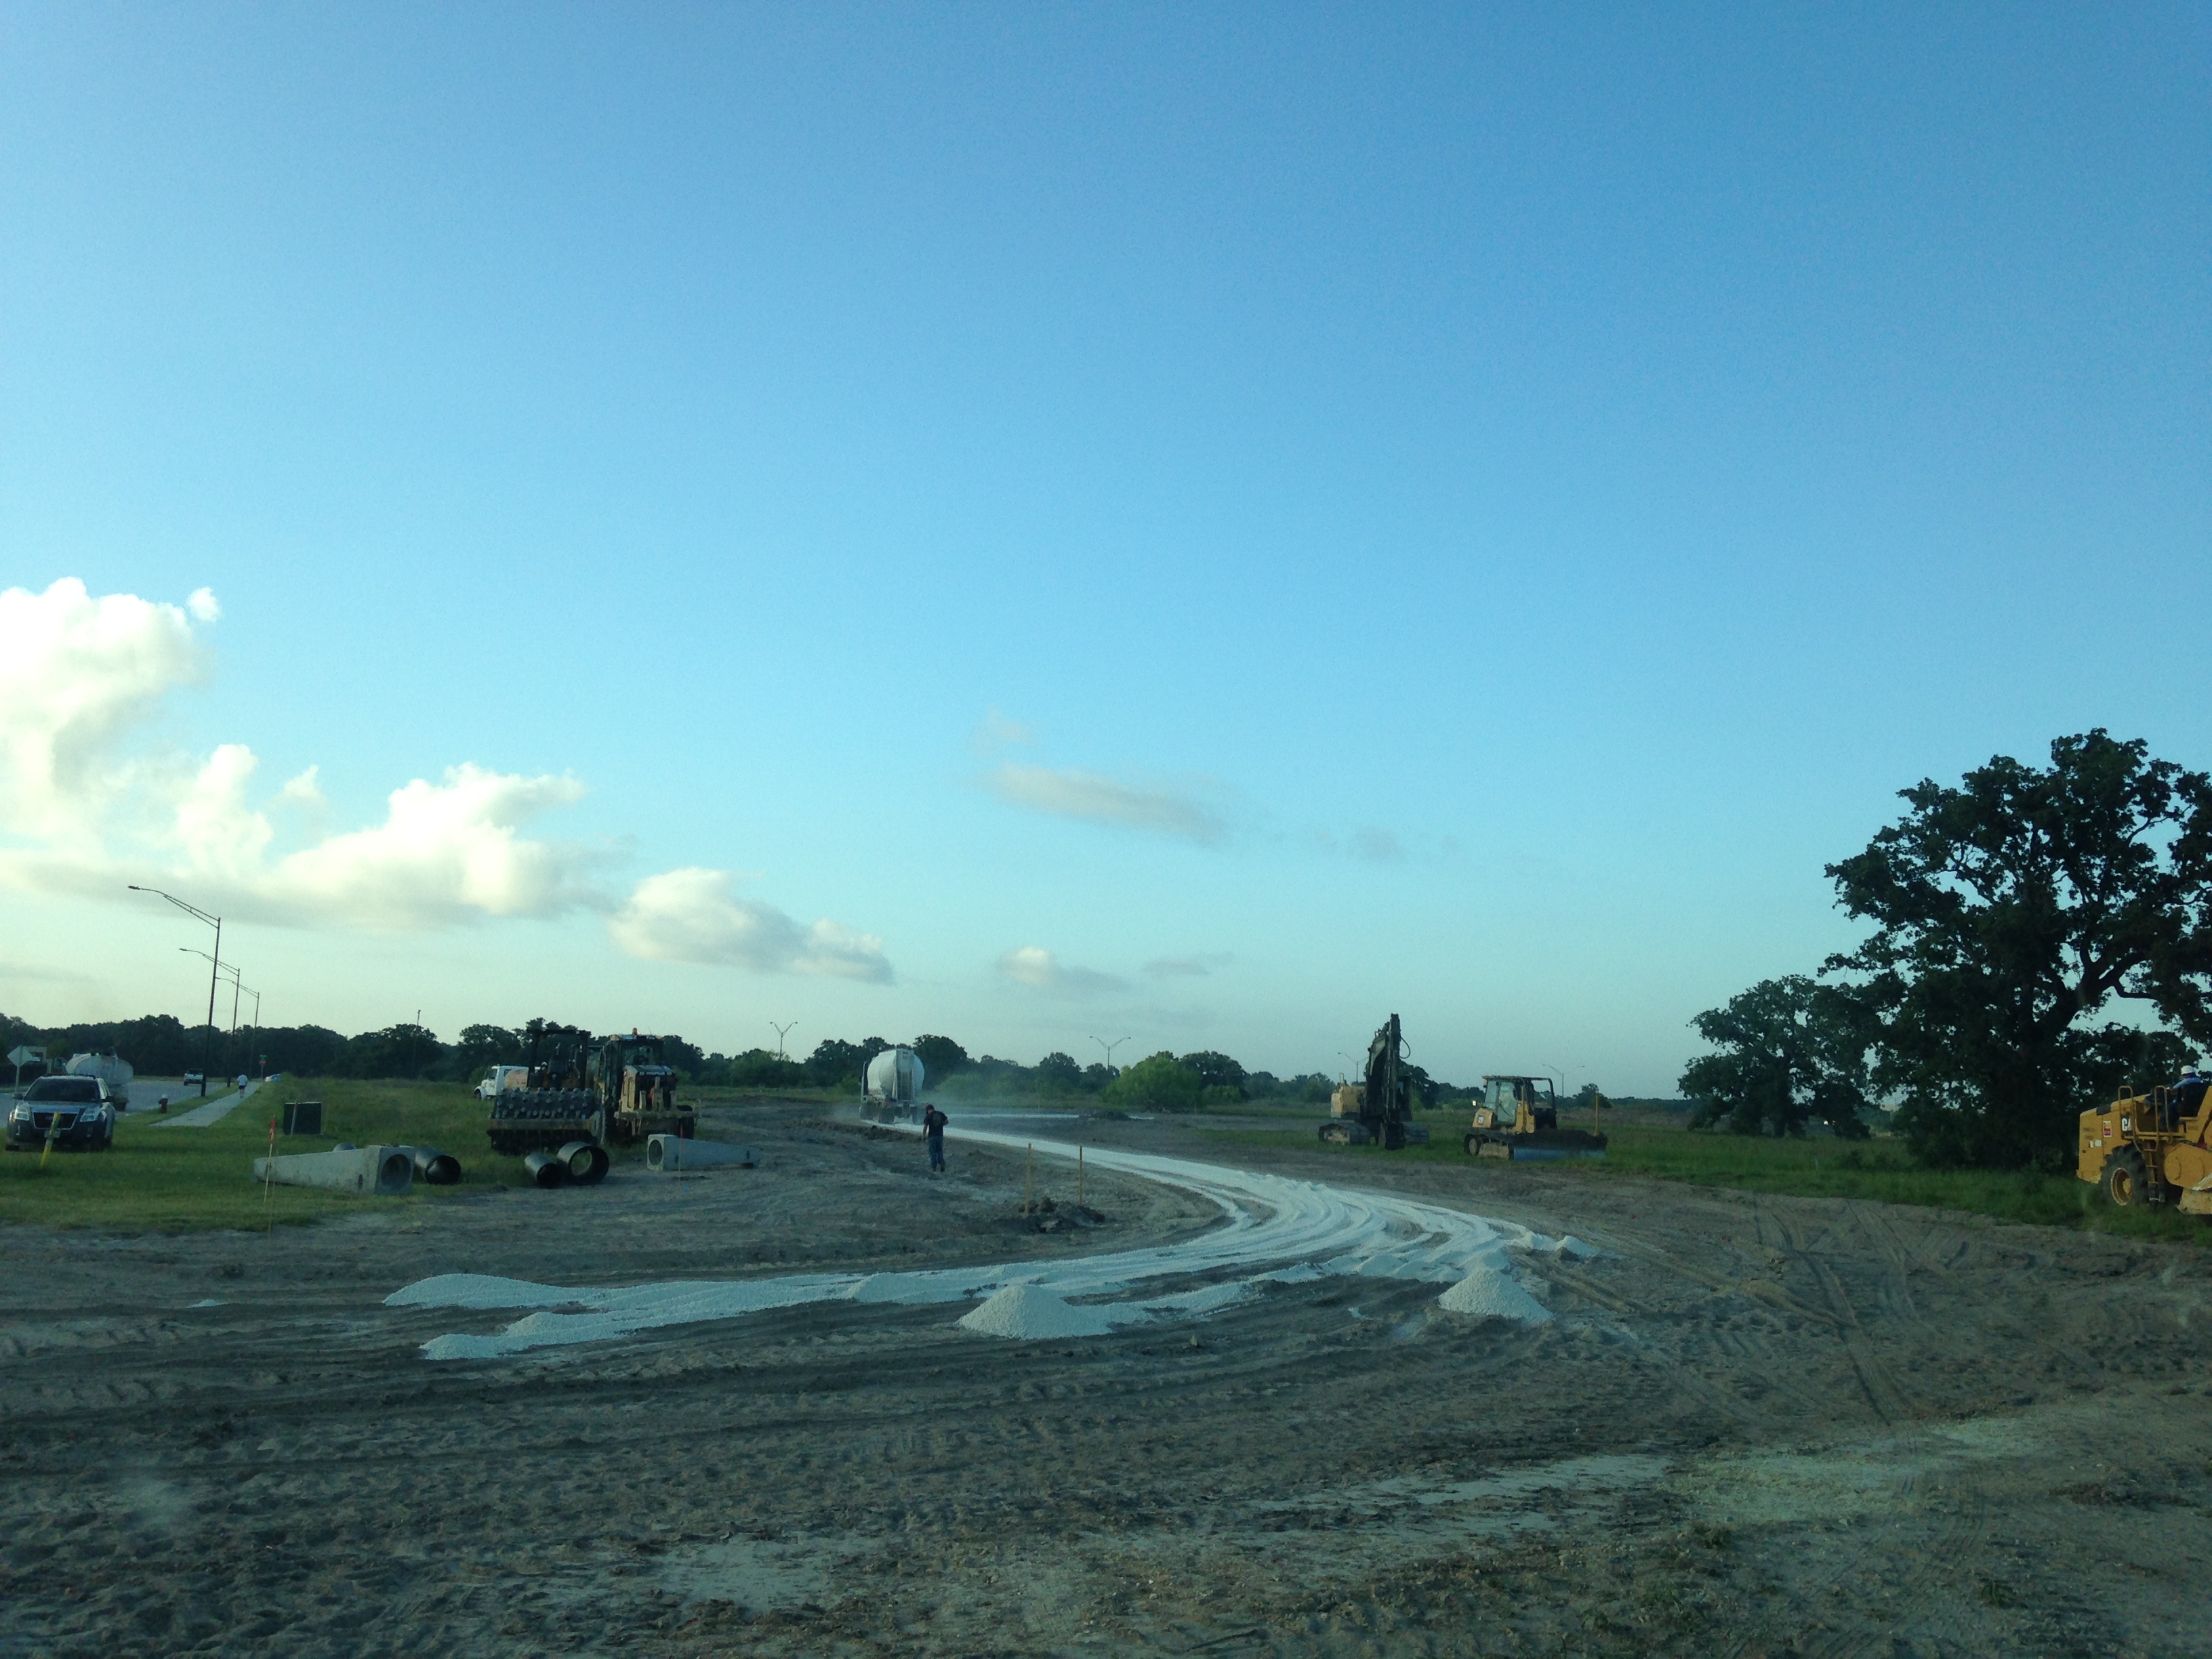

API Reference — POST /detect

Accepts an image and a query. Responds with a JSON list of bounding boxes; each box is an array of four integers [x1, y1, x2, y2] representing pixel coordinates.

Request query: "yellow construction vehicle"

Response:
[[2077, 1076, 2212, 1214], [1463, 1075, 1607, 1162]]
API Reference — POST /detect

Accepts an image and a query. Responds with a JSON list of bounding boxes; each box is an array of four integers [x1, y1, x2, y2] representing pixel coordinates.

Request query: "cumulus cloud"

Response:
[[985, 764, 1225, 844], [612, 868, 892, 981], [272, 765, 592, 926], [0, 577, 209, 840], [997, 945, 1126, 997], [0, 579, 895, 967]]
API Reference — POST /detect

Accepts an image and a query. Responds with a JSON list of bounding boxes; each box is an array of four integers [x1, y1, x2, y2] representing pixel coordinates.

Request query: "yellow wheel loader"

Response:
[[2078, 1077, 2212, 1214]]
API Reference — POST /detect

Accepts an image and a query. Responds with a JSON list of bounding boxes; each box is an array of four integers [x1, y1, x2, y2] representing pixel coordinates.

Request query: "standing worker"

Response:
[[922, 1103, 948, 1174]]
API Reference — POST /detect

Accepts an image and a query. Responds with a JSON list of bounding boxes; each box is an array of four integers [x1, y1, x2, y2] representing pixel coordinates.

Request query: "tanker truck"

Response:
[[859, 1046, 926, 1124]]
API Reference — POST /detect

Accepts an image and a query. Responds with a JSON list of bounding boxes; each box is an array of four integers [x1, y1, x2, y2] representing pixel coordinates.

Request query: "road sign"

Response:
[[6, 1046, 42, 1068]]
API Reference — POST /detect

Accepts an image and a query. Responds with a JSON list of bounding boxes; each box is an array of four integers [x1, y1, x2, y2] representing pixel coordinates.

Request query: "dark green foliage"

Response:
[[805, 1036, 888, 1090], [1827, 731, 2212, 1168], [718, 1048, 813, 1088], [1177, 1050, 1247, 1094], [1035, 1051, 1083, 1091], [910, 1034, 970, 1081], [1679, 977, 1874, 1137], [1103, 1051, 1203, 1111]]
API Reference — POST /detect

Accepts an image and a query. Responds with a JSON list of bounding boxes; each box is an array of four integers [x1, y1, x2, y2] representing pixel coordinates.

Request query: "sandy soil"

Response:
[[2, 1105, 2209, 1658]]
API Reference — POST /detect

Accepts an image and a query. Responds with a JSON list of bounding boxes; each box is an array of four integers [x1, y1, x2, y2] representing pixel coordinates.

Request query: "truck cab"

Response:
[[475, 1064, 530, 1101]]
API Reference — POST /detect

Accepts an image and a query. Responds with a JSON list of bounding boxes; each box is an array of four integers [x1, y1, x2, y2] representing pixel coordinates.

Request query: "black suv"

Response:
[[6, 1076, 117, 1151]]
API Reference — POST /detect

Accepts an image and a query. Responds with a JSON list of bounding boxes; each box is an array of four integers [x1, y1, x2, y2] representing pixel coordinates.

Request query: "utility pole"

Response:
[[770, 1021, 796, 1061], [1089, 1036, 1130, 1071], [134, 886, 222, 1096]]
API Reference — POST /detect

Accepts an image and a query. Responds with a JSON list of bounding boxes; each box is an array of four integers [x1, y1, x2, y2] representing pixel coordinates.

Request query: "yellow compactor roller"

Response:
[[2078, 1076, 2212, 1214]]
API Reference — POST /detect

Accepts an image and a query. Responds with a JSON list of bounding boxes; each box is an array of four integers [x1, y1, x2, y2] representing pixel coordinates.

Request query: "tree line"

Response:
[[1679, 731, 2211, 1168], [0, 1009, 1489, 1113]]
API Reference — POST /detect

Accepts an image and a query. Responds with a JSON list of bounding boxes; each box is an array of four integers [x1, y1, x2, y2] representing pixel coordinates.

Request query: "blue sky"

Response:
[[3, 4, 2205, 1091]]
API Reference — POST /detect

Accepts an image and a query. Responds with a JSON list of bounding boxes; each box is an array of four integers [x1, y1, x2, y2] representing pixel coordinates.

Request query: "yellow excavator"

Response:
[[2078, 1073, 2212, 1214]]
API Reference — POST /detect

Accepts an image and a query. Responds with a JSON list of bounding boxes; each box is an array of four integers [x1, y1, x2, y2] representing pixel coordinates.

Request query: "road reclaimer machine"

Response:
[[1318, 1014, 1429, 1148], [1463, 1075, 1607, 1162], [487, 1025, 693, 1156], [2078, 1076, 2212, 1214]]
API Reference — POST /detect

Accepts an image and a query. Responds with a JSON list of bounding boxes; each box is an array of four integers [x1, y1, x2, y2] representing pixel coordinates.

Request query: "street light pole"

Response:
[[770, 1021, 796, 1061], [1088, 1036, 1130, 1071], [133, 886, 222, 1097]]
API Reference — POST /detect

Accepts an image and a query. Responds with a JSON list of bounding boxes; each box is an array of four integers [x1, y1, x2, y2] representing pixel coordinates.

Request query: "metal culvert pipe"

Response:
[[522, 1149, 569, 1188], [407, 1146, 462, 1185], [559, 1141, 610, 1185]]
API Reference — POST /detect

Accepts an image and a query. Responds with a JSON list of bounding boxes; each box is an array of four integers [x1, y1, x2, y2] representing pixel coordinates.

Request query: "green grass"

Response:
[[0, 1078, 556, 1233], [1310, 1118, 2209, 1244]]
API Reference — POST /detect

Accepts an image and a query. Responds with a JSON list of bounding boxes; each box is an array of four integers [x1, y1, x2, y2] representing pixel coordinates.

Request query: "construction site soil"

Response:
[[3, 1106, 2209, 1658]]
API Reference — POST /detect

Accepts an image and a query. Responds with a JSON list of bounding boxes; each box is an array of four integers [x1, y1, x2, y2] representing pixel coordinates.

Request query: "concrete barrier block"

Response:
[[252, 1143, 413, 1196], [646, 1134, 758, 1173]]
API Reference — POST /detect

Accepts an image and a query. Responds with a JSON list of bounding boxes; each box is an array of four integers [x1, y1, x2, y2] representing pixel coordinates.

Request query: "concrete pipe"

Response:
[[407, 1146, 462, 1185], [558, 1141, 610, 1185], [252, 1143, 413, 1197], [646, 1134, 759, 1173], [522, 1149, 569, 1188]]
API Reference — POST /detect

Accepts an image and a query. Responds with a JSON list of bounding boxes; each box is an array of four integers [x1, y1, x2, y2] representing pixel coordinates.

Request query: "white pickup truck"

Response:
[[474, 1064, 531, 1101]]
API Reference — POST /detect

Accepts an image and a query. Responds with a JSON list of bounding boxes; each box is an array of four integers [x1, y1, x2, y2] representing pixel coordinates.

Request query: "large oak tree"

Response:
[[1825, 731, 2212, 1168]]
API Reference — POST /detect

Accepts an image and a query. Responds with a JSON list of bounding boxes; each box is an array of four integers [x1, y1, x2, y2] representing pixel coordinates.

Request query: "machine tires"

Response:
[[2102, 1147, 2149, 1208]]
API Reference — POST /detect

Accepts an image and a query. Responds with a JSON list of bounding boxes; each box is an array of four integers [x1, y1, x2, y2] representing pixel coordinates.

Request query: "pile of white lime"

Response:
[[1436, 1265, 1552, 1324], [956, 1284, 1118, 1339]]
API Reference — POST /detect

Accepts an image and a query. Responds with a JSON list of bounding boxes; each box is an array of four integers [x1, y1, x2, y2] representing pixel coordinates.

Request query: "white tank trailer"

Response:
[[861, 1046, 926, 1124], [66, 1052, 134, 1091]]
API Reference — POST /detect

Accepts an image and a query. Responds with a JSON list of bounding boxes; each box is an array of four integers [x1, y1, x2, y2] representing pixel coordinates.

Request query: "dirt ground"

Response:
[[3, 1105, 2209, 1658]]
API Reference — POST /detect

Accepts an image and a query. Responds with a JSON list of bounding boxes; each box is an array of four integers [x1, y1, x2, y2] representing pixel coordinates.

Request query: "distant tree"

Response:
[[1080, 1061, 1117, 1093], [336, 1022, 446, 1080], [1679, 977, 1874, 1138], [1035, 1051, 1083, 1092], [1103, 1051, 1203, 1111], [659, 1033, 707, 1078], [911, 1035, 971, 1082], [1245, 1070, 1279, 1099], [453, 1023, 521, 1078], [805, 1036, 890, 1090], [727, 1048, 813, 1089], [1827, 730, 2212, 1167], [1177, 1051, 1247, 1094]]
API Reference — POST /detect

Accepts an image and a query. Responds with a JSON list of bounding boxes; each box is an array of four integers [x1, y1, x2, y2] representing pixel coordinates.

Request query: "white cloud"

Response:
[[611, 868, 892, 981], [0, 580, 895, 964], [0, 577, 209, 840], [985, 764, 1225, 844], [997, 945, 1126, 997], [271, 765, 591, 927], [278, 765, 327, 811]]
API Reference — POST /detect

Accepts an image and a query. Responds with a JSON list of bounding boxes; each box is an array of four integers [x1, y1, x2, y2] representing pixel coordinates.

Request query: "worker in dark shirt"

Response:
[[922, 1104, 948, 1173]]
